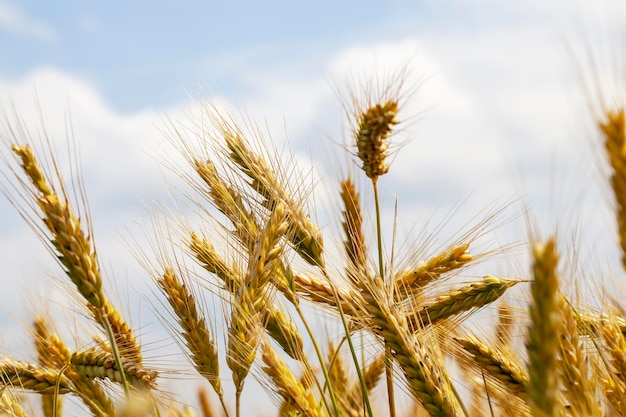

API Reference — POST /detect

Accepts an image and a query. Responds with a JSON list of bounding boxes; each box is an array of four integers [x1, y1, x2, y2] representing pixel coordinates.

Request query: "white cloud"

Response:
[[0, 1, 56, 41]]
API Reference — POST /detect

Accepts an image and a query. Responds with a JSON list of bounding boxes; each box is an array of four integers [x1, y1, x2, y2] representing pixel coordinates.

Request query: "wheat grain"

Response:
[[558, 299, 601, 416]]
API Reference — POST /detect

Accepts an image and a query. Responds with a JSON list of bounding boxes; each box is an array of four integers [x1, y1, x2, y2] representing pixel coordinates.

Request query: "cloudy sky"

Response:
[[0, 0, 625, 414]]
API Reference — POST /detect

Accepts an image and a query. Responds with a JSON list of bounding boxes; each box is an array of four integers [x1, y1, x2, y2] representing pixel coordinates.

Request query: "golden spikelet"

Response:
[[194, 159, 260, 251], [0, 389, 28, 417], [32, 318, 115, 416], [357, 279, 462, 416], [558, 300, 601, 416], [292, 272, 361, 316], [33, 317, 68, 417], [495, 301, 513, 351], [190, 232, 304, 360], [223, 131, 324, 267]]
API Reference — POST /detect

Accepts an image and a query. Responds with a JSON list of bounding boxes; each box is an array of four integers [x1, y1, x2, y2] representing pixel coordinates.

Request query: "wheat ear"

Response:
[[0, 360, 70, 395], [342, 353, 386, 416], [358, 278, 462, 416], [33, 317, 69, 417], [12, 145, 141, 365], [70, 347, 157, 389], [0, 389, 29, 417], [260, 340, 326, 417], [157, 268, 222, 397], [223, 131, 324, 267], [394, 243, 472, 299], [407, 276, 519, 328], [558, 299, 601, 416], [33, 317, 115, 416], [495, 301, 513, 351], [340, 178, 369, 284], [354, 100, 399, 180], [227, 204, 289, 405], [526, 239, 563, 417], [599, 108, 626, 270], [190, 232, 304, 360], [194, 159, 260, 250], [292, 272, 361, 316], [455, 336, 528, 396]]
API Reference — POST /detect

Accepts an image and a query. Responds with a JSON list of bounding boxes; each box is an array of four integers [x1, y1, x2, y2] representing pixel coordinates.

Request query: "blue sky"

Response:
[[1, 0, 625, 414]]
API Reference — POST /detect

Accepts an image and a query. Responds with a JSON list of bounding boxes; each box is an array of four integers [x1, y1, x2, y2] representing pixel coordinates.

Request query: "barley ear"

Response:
[[526, 238, 563, 417]]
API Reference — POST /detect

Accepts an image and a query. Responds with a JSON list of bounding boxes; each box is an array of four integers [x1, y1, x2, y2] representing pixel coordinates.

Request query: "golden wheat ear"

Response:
[[558, 299, 602, 416], [259, 340, 326, 417], [8, 144, 142, 367], [156, 268, 222, 398], [32, 316, 115, 416], [0, 388, 29, 417], [598, 109, 626, 271], [221, 130, 325, 267], [526, 238, 563, 417]]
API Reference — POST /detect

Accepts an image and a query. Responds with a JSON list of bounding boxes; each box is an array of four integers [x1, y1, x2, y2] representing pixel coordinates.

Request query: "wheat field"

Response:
[[0, 55, 625, 417]]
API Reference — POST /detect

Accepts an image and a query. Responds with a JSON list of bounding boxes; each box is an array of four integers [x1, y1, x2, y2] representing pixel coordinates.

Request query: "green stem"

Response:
[[294, 301, 340, 417], [101, 312, 130, 398], [321, 268, 374, 417], [372, 179, 396, 417]]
